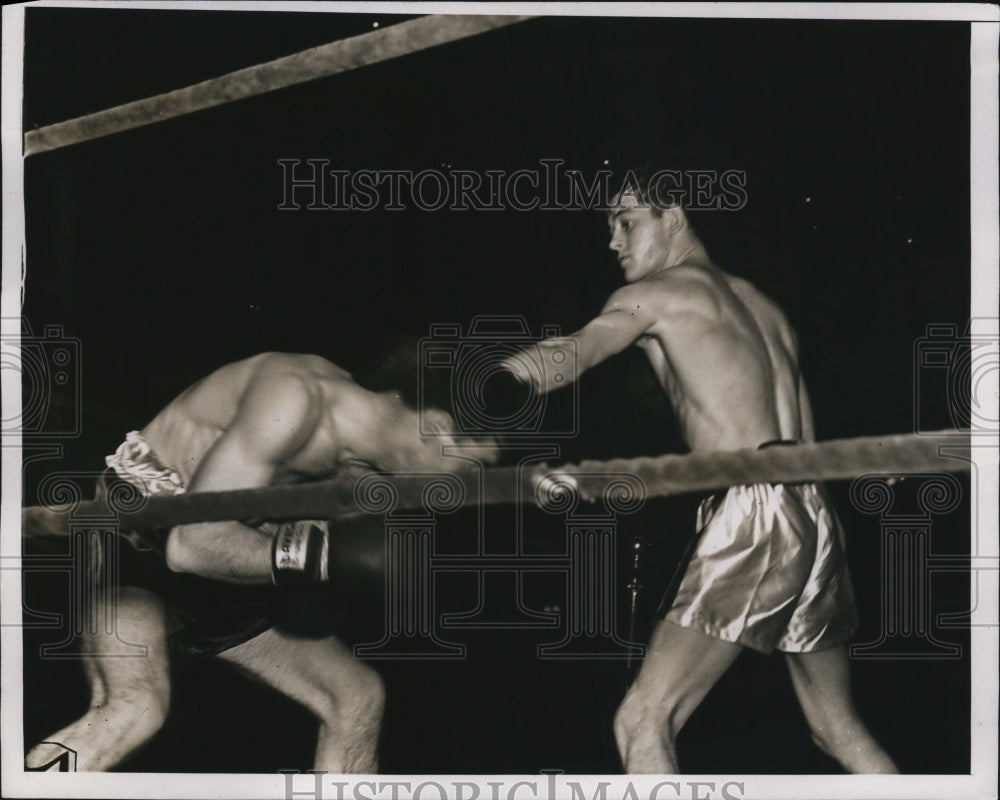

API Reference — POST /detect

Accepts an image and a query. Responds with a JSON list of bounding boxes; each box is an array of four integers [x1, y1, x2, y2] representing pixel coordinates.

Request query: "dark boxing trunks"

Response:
[[100, 432, 336, 664]]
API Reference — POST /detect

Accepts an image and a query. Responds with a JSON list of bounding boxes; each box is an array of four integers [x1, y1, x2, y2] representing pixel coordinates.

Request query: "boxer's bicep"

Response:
[[188, 375, 318, 493], [166, 377, 319, 580], [571, 301, 652, 372], [188, 434, 277, 493]]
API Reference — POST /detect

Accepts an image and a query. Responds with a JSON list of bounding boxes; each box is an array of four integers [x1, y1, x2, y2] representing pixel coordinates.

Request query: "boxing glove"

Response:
[[271, 516, 386, 600]]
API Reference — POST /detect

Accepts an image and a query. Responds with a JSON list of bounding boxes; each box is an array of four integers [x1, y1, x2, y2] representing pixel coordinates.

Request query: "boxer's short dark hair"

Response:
[[610, 163, 681, 218], [358, 336, 456, 420]]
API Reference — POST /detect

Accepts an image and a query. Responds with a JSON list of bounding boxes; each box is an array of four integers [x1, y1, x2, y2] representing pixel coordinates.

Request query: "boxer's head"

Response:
[[359, 337, 499, 467], [359, 335, 451, 415], [607, 165, 697, 282]]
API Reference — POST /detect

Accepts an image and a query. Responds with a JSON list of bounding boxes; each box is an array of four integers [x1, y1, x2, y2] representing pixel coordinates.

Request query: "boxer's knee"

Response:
[[94, 682, 170, 741], [95, 656, 170, 735], [135, 685, 171, 734], [311, 662, 384, 733], [354, 665, 386, 713]]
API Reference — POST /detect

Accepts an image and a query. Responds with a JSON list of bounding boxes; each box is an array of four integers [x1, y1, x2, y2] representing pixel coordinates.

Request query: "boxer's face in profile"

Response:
[[608, 191, 672, 282], [390, 406, 500, 469], [421, 409, 500, 466]]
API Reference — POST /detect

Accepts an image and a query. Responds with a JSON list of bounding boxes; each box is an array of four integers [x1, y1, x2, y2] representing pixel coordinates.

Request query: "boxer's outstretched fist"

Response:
[[478, 367, 533, 421]]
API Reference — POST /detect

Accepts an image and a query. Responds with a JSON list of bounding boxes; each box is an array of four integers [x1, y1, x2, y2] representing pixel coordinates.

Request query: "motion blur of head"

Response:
[[358, 336, 499, 467]]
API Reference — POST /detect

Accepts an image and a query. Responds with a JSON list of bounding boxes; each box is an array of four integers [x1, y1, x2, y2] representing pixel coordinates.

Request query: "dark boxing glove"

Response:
[[271, 516, 387, 599], [325, 514, 388, 600]]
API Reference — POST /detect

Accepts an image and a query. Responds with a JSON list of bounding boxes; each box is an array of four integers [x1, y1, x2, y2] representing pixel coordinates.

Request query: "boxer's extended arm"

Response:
[[505, 283, 656, 394], [165, 373, 319, 583]]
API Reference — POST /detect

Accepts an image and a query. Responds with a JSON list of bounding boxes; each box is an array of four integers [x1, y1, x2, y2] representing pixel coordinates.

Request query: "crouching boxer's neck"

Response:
[[360, 394, 498, 473], [347, 393, 445, 473]]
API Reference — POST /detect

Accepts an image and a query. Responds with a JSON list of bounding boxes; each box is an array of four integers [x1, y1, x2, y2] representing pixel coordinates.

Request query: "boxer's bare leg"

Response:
[[786, 647, 898, 773], [25, 588, 171, 771], [613, 620, 742, 773], [215, 627, 384, 773]]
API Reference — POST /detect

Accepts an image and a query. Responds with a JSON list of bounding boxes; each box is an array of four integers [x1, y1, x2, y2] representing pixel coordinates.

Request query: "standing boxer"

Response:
[[501, 166, 898, 774]]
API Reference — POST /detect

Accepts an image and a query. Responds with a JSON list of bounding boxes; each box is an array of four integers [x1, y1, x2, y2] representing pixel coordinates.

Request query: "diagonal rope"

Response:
[[23, 14, 534, 156], [24, 430, 974, 533]]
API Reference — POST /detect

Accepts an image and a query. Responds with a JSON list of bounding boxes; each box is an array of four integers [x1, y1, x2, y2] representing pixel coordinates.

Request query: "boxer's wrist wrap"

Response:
[[271, 522, 329, 585]]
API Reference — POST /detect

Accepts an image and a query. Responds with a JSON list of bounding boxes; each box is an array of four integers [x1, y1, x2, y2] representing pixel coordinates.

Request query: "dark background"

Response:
[[19, 9, 972, 775]]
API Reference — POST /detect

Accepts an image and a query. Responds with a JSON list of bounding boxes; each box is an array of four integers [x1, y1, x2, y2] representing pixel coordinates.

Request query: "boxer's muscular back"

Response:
[[141, 353, 353, 486], [725, 273, 807, 441], [636, 265, 806, 453]]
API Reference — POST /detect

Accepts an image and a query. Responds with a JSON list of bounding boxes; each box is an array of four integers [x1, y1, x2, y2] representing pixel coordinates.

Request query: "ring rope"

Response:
[[23, 14, 534, 157], [26, 430, 973, 532]]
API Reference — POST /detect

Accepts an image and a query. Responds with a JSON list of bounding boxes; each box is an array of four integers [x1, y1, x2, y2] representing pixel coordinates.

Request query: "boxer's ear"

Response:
[[661, 204, 685, 233]]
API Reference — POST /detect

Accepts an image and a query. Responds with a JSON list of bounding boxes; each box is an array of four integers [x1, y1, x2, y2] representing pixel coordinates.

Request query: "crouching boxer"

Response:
[[25, 349, 498, 773]]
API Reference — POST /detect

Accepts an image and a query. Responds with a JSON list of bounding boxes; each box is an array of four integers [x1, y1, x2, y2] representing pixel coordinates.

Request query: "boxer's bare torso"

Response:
[[514, 190, 814, 454], [621, 264, 812, 452], [146, 351, 496, 582], [142, 352, 363, 487]]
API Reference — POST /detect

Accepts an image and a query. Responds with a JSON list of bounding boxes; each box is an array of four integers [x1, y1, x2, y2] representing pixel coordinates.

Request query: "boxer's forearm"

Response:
[[165, 521, 273, 583], [503, 338, 582, 395], [533, 338, 578, 393], [503, 316, 637, 395], [530, 329, 622, 394]]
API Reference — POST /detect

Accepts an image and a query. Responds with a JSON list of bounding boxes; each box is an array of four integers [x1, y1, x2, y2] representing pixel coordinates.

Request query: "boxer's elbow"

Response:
[[165, 526, 202, 574]]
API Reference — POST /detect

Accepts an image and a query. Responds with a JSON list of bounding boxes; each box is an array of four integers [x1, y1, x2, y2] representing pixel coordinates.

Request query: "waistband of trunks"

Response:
[[105, 430, 186, 497]]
